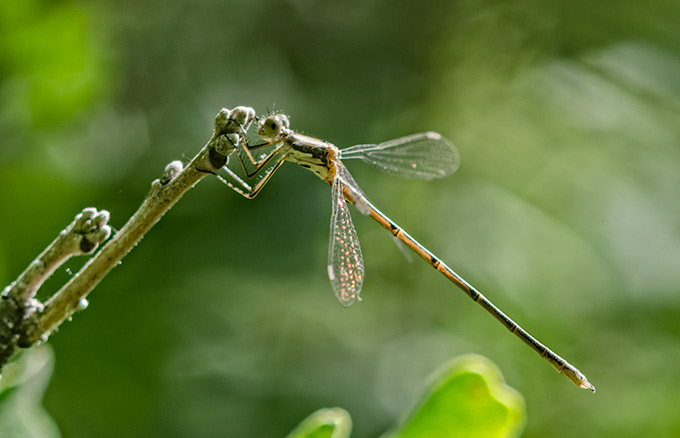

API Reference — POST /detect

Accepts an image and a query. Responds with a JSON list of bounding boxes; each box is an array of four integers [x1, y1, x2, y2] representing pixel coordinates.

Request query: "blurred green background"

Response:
[[1, 0, 680, 436]]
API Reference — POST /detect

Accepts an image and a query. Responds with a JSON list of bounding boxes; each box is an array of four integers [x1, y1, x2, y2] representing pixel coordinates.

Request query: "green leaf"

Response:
[[0, 345, 60, 438], [390, 355, 525, 438], [286, 407, 352, 438]]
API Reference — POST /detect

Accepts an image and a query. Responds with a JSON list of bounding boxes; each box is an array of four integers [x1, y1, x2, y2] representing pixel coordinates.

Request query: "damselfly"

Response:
[[217, 113, 594, 391]]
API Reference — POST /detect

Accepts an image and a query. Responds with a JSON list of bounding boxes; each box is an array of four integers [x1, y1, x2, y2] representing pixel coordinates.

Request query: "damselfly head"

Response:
[[258, 113, 290, 141]]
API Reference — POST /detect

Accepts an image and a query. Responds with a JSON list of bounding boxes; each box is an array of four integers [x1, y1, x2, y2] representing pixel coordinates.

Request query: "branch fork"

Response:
[[0, 105, 256, 372]]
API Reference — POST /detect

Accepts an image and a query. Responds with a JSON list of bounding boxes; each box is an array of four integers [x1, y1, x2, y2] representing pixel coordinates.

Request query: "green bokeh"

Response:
[[1, 0, 680, 437]]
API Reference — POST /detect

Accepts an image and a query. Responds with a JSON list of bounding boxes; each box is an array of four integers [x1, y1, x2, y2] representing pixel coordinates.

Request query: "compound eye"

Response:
[[258, 114, 289, 140]]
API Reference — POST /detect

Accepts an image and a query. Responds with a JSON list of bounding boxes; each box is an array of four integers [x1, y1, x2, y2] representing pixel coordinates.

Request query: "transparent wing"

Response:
[[335, 161, 371, 216], [341, 132, 459, 180], [327, 173, 364, 306]]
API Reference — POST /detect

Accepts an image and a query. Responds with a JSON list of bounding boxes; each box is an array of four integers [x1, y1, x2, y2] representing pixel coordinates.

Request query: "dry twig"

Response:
[[0, 106, 255, 372]]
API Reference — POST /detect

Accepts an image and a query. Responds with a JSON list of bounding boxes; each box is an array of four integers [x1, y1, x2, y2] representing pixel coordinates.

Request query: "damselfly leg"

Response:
[[216, 120, 288, 198]]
